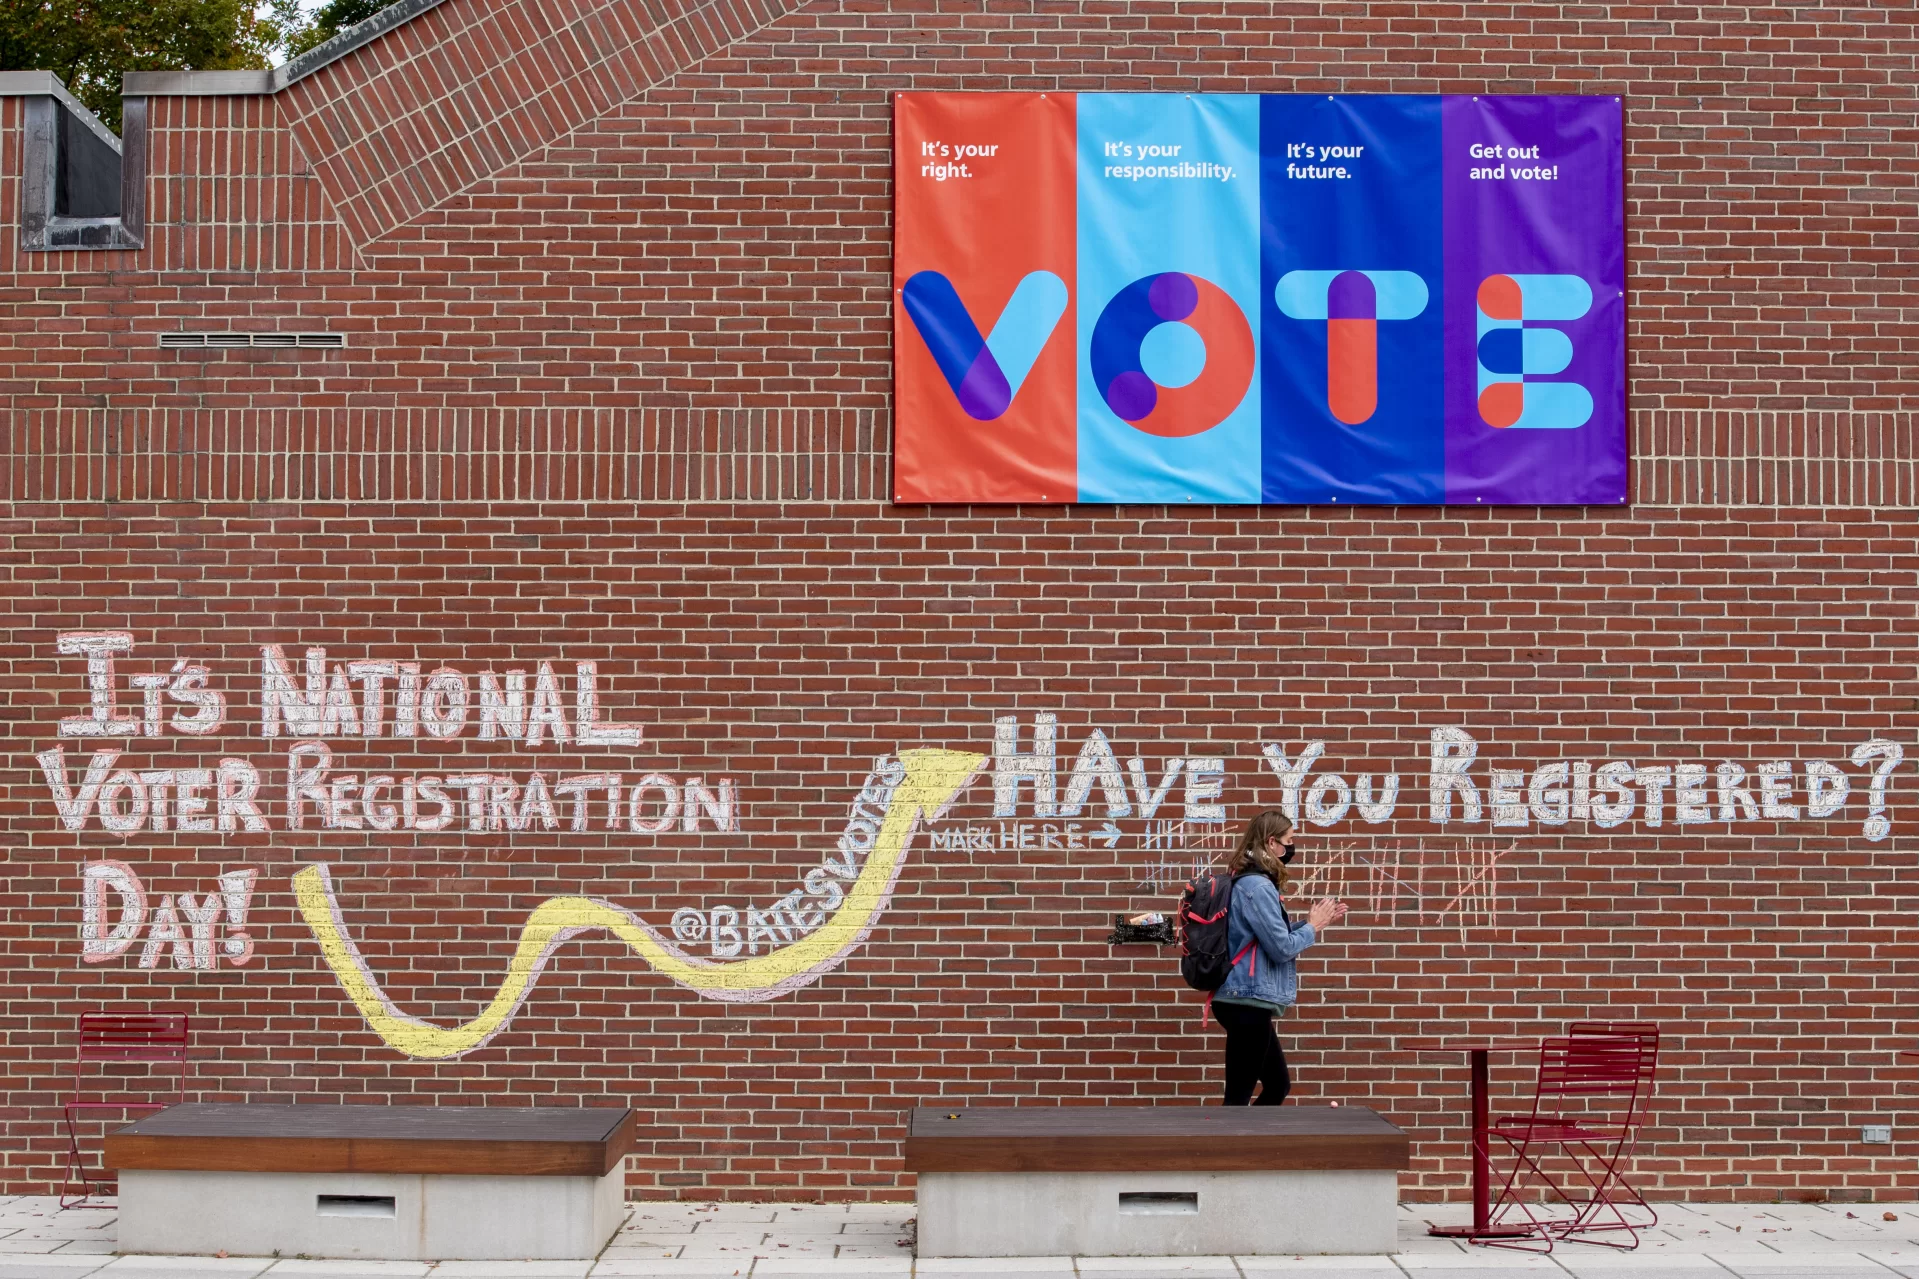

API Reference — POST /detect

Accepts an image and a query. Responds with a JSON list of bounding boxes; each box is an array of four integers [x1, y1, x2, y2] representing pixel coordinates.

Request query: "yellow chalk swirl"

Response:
[[293, 748, 985, 1059]]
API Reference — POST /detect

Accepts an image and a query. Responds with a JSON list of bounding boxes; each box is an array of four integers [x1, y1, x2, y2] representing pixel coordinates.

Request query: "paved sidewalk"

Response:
[[4, 1198, 1919, 1278]]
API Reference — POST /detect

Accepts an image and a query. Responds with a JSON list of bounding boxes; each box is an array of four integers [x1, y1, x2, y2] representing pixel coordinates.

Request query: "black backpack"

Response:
[[1176, 871, 1240, 991]]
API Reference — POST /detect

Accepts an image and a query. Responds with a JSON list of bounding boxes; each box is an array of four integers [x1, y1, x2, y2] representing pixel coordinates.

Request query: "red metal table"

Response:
[[1405, 1038, 1540, 1240]]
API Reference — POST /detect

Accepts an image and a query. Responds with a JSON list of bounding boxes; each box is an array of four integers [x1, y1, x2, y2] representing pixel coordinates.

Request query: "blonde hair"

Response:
[[1226, 808, 1293, 881]]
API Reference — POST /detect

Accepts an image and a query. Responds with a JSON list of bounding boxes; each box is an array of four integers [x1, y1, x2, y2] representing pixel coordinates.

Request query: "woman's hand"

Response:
[[1306, 898, 1349, 931]]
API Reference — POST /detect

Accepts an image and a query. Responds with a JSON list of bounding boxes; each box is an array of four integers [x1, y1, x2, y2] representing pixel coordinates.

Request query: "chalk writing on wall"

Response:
[[35, 636, 1918, 1060], [672, 756, 908, 957], [81, 862, 258, 968], [1135, 820, 1235, 892], [1258, 729, 1905, 841], [294, 749, 985, 1058], [982, 713, 1906, 840], [1287, 839, 1508, 942], [38, 635, 738, 838]]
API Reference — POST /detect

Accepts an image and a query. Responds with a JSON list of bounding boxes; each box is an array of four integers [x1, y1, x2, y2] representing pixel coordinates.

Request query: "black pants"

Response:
[[1215, 1000, 1292, 1105]]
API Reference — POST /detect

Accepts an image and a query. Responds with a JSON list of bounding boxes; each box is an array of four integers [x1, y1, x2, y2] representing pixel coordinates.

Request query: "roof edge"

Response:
[[0, 70, 124, 150], [122, 0, 448, 97]]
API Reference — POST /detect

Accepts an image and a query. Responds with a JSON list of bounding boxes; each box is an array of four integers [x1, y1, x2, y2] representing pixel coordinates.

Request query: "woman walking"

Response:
[[1214, 809, 1346, 1105]]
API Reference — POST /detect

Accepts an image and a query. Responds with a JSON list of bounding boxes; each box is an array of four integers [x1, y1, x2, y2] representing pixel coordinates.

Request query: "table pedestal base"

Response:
[[1428, 1224, 1536, 1240]]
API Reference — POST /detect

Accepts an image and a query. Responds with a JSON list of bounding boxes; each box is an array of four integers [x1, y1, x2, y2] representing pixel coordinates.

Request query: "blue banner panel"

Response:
[[1075, 94, 1264, 503], [1259, 96, 1444, 504]]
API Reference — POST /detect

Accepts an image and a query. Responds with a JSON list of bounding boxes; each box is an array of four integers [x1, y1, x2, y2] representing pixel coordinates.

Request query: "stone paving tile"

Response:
[[1708, 1261, 1890, 1272], [0, 1262, 113, 1279], [1550, 1255, 1724, 1271], [1853, 1247, 1919, 1263], [1391, 1252, 1562, 1270], [429, 1265, 594, 1279], [0, 1260, 110, 1270], [1232, 1260, 1405, 1272], [912, 1259, 1075, 1276], [910, 1270, 1070, 1279], [1072, 1270, 1250, 1279], [1710, 1269, 1893, 1277], [1704, 1272, 1893, 1279], [747, 1262, 913, 1275], [1233, 1269, 1403, 1279], [1070, 1259, 1239, 1276], [1390, 1243, 1479, 1259], [1723, 1238, 1888, 1254], [1392, 1272, 1568, 1279], [1550, 1270, 1733, 1279], [259, 1264, 430, 1277], [588, 1264, 750, 1278], [91, 1260, 274, 1279]]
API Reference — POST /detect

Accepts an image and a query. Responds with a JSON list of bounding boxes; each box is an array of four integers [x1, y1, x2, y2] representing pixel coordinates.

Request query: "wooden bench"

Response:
[[904, 1105, 1409, 1256], [106, 1103, 635, 1261]]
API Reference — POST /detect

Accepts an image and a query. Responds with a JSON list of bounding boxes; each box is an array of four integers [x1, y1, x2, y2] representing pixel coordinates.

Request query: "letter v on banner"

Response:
[[894, 92, 1078, 503]]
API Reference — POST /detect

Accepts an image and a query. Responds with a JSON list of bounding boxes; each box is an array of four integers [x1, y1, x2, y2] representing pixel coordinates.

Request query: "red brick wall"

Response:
[[2, 2, 1919, 1203]]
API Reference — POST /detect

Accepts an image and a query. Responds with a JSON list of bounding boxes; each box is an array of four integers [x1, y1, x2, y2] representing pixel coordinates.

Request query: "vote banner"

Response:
[[893, 93, 1625, 506]]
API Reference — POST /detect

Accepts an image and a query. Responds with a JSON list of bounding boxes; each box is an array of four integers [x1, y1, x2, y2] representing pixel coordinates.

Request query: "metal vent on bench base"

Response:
[[1118, 1192, 1198, 1215], [160, 332, 346, 349], [317, 1194, 396, 1218]]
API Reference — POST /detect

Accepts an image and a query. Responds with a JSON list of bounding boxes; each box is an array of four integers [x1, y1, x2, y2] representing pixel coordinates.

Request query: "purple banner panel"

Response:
[[1442, 96, 1625, 505]]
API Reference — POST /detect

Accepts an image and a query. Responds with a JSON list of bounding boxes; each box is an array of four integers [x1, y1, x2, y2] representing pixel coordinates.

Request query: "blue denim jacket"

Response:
[[1215, 872, 1316, 1007]]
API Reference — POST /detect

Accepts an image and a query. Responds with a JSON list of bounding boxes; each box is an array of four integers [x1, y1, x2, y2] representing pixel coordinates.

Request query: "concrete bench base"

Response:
[[117, 1166, 625, 1260], [917, 1168, 1398, 1256]]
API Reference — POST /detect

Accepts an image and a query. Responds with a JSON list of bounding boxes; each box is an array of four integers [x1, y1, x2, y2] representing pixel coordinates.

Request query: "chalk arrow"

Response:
[[1097, 822, 1123, 848], [293, 747, 986, 1060]]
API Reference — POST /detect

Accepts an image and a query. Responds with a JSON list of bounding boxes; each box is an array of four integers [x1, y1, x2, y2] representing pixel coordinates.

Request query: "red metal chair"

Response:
[[61, 1012, 190, 1208], [1482, 1022, 1660, 1251]]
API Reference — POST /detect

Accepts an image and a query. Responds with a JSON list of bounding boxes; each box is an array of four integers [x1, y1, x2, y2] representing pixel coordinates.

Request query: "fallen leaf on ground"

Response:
[[1889, 1212, 1902, 1222]]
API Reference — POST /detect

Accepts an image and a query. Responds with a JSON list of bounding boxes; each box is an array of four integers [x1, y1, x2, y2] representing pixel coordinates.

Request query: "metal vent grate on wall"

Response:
[[160, 332, 346, 349]]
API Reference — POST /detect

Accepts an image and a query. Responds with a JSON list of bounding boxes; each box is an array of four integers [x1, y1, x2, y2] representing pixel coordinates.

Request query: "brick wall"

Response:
[[2, 2, 1918, 1202]]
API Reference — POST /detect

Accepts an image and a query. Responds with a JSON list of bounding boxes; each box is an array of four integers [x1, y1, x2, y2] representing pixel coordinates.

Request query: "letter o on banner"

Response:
[[1090, 272, 1255, 438]]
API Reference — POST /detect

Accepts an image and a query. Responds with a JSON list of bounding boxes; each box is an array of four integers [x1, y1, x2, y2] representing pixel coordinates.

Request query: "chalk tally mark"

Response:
[[293, 747, 986, 1059]]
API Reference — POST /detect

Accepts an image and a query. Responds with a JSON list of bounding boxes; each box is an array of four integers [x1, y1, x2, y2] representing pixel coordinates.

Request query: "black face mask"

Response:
[[1279, 841, 1296, 865]]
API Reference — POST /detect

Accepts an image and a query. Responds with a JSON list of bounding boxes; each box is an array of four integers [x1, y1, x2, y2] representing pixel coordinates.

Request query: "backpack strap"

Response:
[[1200, 940, 1260, 1025]]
